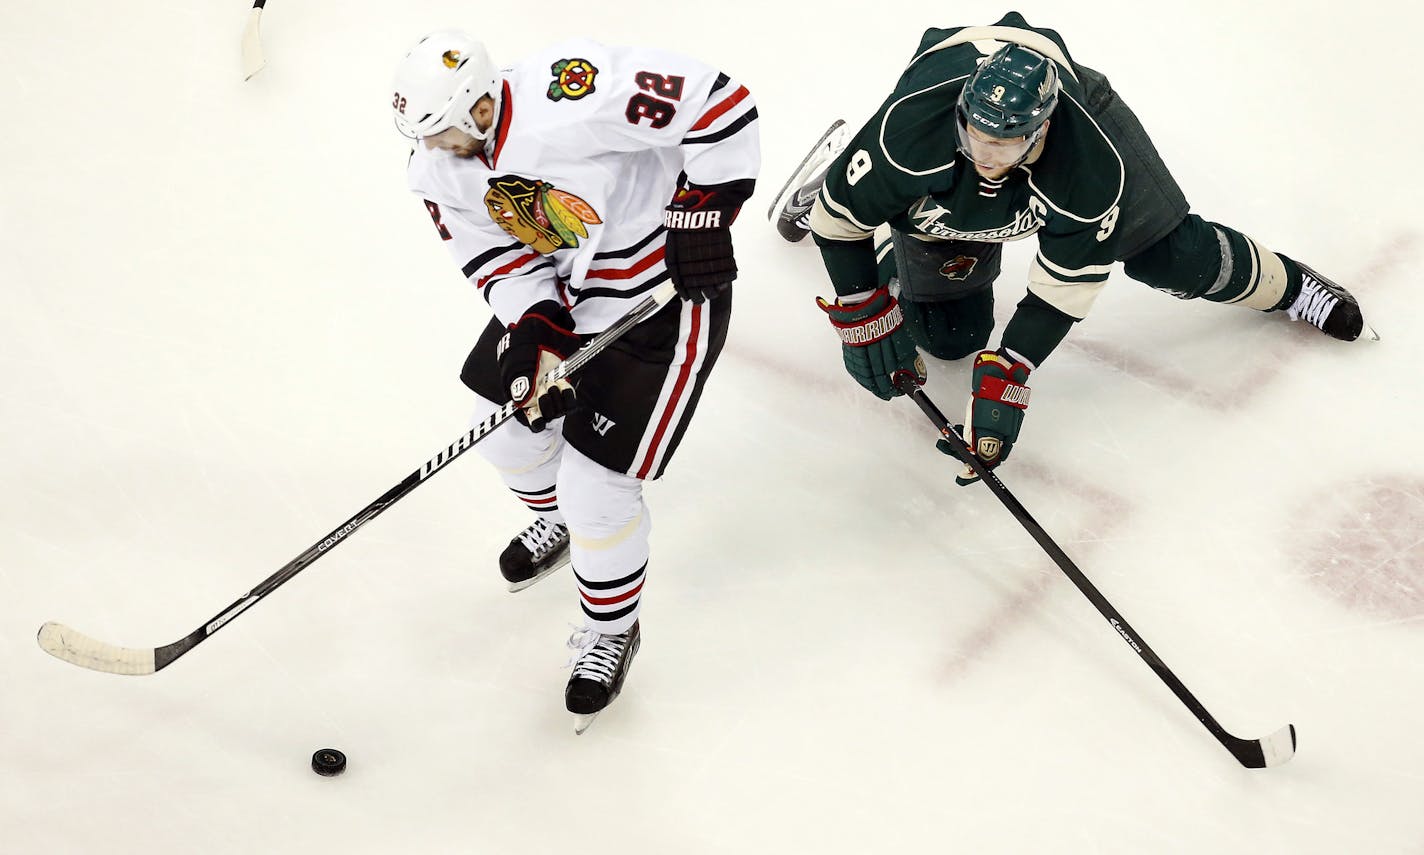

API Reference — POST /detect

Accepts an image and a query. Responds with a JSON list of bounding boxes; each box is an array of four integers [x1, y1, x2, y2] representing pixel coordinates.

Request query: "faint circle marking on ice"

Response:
[[1297, 478, 1424, 620]]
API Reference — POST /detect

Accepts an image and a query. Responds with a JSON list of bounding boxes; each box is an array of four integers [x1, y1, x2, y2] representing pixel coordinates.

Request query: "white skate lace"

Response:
[[1286, 274, 1339, 329], [565, 625, 629, 685], [518, 518, 567, 560]]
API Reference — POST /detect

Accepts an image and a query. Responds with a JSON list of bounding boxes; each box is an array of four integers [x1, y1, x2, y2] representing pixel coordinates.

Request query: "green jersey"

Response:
[[812, 12, 1182, 360]]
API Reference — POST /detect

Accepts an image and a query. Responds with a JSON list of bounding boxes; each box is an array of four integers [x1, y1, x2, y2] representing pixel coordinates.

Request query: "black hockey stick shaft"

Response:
[[42, 283, 675, 674], [891, 372, 1294, 768]]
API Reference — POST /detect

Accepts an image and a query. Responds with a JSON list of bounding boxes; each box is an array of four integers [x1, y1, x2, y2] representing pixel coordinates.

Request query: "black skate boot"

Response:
[[565, 620, 640, 734], [1284, 263, 1372, 342], [498, 518, 570, 593], [766, 120, 849, 243]]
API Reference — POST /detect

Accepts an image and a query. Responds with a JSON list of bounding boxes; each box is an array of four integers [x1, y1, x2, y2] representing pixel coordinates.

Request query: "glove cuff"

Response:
[[817, 288, 905, 345], [665, 178, 755, 229], [514, 301, 578, 358], [970, 349, 1032, 408]]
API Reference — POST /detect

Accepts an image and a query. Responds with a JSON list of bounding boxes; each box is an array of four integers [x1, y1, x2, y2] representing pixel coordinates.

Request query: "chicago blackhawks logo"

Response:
[[547, 58, 598, 101], [939, 255, 979, 281], [484, 175, 602, 253]]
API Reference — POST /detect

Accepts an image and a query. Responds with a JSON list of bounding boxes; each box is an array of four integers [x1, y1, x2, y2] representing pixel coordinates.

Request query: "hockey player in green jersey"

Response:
[[785, 11, 1369, 484]]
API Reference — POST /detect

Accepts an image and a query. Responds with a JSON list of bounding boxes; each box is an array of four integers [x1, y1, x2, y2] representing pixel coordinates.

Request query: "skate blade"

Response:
[[765, 119, 848, 223], [573, 712, 601, 735], [505, 552, 571, 593]]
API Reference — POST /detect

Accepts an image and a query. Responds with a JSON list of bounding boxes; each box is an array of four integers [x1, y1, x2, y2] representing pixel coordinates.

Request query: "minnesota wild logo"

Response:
[[939, 255, 979, 281], [484, 175, 602, 253], [547, 58, 598, 101]]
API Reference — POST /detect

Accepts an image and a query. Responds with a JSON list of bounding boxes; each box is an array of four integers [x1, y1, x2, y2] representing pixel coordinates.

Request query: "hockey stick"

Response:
[[890, 372, 1297, 769], [240, 0, 267, 80], [38, 281, 678, 676]]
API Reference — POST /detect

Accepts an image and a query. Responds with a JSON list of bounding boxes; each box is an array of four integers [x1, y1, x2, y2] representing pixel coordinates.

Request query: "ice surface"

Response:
[[3, 1, 1422, 853]]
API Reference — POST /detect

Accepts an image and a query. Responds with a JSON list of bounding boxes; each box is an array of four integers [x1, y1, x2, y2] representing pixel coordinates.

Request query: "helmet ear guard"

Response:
[[392, 31, 501, 141]]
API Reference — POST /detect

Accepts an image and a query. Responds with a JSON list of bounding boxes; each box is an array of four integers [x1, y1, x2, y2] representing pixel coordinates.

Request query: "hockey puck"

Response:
[[311, 748, 346, 777]]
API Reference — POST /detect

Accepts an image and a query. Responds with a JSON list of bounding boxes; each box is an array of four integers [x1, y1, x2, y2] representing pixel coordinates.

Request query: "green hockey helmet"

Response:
[[956, 43, 1060, 140]]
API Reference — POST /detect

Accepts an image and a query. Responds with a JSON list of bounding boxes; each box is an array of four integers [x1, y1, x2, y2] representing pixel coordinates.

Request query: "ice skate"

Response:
[[1284, 263, 1376, 342], [766, 119, 850, 243], [498, 518, 570, 592], [565, 620, 640, 734]]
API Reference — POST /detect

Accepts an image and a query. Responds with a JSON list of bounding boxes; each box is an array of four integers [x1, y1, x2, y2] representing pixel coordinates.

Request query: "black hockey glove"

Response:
[[497, 301, 582, 432], [662, 179, 755, 303], [817, 287, 925, 400], [940, 348, 1032, 485]]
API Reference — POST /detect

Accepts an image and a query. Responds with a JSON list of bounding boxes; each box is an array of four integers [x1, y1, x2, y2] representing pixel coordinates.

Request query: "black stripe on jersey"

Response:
[[592, 226, 666, 260], [708, 72, 730, 95], [581, 600, 638, 623], [575, 562, 647, 592], [683, 107, 758, 145], [568, 271, 669, 303], [510, 485, 556, 496], [462, 240, 525, 279], [484, 260, 555, 303]]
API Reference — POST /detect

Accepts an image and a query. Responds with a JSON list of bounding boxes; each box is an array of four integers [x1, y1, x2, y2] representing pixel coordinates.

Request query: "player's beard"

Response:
[[973, 162, 1013, 180], [450, 141, 482, 159]]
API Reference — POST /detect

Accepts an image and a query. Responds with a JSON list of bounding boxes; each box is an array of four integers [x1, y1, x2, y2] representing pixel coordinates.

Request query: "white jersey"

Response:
[[406, 39, 761, 332]]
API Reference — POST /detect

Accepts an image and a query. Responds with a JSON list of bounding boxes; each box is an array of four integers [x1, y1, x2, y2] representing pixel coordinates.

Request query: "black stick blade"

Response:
[[1230, 723, 1297, 768]]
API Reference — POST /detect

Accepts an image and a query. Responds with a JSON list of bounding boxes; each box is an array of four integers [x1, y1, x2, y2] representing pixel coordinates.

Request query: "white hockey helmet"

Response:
[[392, 31, 500, 141]]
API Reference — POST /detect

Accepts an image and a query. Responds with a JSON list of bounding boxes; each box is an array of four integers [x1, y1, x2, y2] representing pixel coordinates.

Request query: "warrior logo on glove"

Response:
[[948, 348, 1033, 485], [498, 302, 583, 432], [817, 287, 925, 400], [661, 178, 754, 303]]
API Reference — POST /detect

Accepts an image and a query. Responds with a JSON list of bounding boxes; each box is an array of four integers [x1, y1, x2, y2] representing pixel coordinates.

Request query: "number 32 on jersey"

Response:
[[626, 72, 685, 129]]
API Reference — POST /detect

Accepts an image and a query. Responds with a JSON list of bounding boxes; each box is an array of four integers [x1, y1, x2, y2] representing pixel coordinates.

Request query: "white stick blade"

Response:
[[1258, 723, 1297, 767], [37, 622, 157, 675], [241, 9, 265, 80]]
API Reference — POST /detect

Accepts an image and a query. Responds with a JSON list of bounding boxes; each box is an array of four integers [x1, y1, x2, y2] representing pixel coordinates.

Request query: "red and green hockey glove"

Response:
[[817, 287, 926, 400], [942, 348, 1032, 485], [497, 301, 582, 432]]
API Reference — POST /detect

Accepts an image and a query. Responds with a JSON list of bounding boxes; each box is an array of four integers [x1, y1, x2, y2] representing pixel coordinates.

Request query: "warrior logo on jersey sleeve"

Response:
[[547, 58, 598, 101], [485, 175, 602, 254]]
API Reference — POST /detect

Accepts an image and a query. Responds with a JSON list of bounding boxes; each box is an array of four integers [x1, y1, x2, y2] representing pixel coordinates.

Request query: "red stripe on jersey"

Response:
[[479, 80, 514, 169], [689, 85, 749, 132], [635, 304, 702, 479], [581, 580, 645, 607], [585, 246, 665, 280], [477, 251, 540, 289], [519, 495, 557, 506]]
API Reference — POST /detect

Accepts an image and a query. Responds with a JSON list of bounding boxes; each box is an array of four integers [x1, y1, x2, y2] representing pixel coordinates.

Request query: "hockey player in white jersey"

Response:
[[392, 31, 759, 730]]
